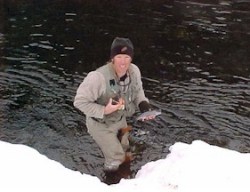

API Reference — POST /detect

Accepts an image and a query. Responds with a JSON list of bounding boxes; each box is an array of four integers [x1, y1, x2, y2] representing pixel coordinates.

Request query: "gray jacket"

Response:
[[74, 62, 148, 124]]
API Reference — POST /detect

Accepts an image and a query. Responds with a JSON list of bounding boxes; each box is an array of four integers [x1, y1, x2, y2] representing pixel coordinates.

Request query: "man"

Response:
[[74, 37, 154, 171]]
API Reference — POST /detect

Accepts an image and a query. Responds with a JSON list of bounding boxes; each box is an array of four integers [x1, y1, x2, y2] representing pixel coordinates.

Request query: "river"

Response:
[[0, 0, 250, 184]]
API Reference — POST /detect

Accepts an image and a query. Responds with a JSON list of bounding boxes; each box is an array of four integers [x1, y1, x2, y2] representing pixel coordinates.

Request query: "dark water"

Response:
[[1, 0, 250, 184]]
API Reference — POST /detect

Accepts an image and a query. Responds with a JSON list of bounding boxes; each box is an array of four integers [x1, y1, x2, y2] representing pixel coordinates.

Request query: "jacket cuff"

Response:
[[139, 101, 151, 113]]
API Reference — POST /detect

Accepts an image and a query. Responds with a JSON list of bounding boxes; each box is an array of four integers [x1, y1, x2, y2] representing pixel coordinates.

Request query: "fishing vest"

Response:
[[95, 62, 140, 124]]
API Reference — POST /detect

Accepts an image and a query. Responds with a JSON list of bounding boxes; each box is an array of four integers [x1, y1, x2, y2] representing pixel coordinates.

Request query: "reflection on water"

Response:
[[0, 0, 250, 184]]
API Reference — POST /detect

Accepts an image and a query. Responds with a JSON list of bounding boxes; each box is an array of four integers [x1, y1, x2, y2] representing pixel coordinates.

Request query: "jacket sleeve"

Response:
[[131, 64, 150, 110], [73, 71, 106, 119]]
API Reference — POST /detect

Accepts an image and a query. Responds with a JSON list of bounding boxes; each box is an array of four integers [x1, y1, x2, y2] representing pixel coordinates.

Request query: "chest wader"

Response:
[[86, 63, 139, 171]]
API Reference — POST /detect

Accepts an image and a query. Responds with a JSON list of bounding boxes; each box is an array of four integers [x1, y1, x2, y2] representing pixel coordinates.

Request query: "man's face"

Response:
[[112, 54, 132, 76]]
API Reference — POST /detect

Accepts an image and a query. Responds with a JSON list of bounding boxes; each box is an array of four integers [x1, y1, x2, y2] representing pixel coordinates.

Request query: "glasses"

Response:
[[117, 73, 131, 93]]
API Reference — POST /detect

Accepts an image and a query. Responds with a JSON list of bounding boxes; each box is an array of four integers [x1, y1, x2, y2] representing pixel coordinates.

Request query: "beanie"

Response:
[[110, 37, 134, 59]]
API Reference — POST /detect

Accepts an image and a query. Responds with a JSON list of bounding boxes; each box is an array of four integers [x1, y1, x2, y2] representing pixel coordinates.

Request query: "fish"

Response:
[[136, 109, 161, 121]]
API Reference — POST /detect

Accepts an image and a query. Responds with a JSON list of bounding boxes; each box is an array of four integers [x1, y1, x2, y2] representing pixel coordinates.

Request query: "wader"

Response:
[[86, 63, 138, 170], [87, 116, 129, 170]]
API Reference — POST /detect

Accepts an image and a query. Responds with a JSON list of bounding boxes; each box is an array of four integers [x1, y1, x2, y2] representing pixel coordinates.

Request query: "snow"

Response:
[[0, 140, 249, 192]]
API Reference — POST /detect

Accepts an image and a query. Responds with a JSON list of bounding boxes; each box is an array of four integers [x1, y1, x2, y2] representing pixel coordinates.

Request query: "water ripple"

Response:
[[1, 0, 250, 184]]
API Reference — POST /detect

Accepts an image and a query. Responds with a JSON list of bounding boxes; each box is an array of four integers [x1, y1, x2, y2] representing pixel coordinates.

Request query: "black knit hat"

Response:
[[110, 37, 134, 59]]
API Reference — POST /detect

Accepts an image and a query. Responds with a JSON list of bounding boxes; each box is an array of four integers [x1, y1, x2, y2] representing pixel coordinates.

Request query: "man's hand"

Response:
[[104, 98, 124, 115]]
